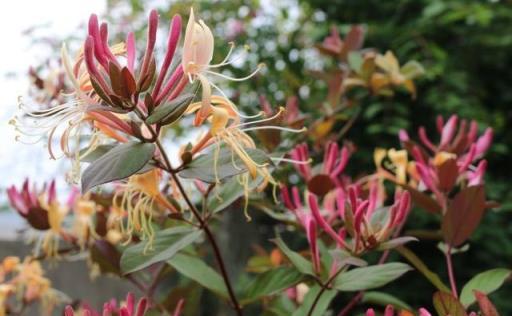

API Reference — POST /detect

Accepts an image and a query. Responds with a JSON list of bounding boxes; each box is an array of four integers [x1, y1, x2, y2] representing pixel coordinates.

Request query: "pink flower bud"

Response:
[[418, 127, 436, 152], [88, 14, 108, 69], [440, 115, 458, 148], [153, 14, 182, 99], [126, 32, 136, 73], [398, 129, 410, 142], [475, 127, 493, 158], [384, 305, 394, 316]]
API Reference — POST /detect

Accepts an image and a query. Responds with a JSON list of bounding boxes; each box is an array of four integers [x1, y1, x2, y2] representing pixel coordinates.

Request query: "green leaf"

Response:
[[272, 236, 314, 276], [292, 285, 337, 316], [460, 268, 511, 307], [81, 141, 155, 193], [242, 267, 304, 304], [207, 174, 265, 214], [362, 291, 412, 311], [167, 253, 228, 298], [146, 93, 195, 125], [334, 263, 411, 291], [348, 51, 364, 74], [396, 246, 451, 293], [121, 227, 201, 274], [401, 60, 425, 79], [433, 291, 467, 316], [442, 185, 486, 247], [178, 147, 271, 183]]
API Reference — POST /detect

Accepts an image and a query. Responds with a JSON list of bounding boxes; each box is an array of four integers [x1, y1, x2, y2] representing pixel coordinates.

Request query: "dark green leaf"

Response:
[[121, 227, 201, 274], [272, 236, 314, 276], [146, 93, 195, 125], [334, 263, 411, 291], [81, 141, 155, 193], [460, 268, 511, 307], [167, 253, 228, 298], [242, 267, 304, 304], [178, 147, 271, 183]]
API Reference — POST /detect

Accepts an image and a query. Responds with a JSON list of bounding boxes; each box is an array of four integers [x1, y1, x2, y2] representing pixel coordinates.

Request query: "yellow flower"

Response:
[[374, 148, 410, 185], [182, 8, 263, 126], [114, 169, 177, 250]]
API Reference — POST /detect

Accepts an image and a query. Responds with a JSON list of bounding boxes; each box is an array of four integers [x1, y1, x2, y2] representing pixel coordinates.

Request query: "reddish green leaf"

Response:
[[442, 185, 486, 247]]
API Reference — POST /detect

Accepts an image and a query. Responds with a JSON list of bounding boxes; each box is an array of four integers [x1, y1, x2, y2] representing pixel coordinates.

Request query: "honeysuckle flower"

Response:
[[12, 42, 136, 183], [290, 141, 352, 196], [83, 11, 187, 111], [281, 186, 321, 272], [399, 115, 493, 204], [71, 194, 100, 249], [282, 182, 411, 256], [366, 305, 432, 316], [0, 257, 62, 315], [113, 169, 178, 250], [344, 51, 424, 98], [7, 179, 51, 230], [182, 8, 263, 126], [38, 181, 70, 257], [64, 292, 152, 316]]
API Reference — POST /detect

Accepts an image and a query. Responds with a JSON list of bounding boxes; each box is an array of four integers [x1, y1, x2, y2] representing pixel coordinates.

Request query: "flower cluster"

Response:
[[63, 293, 175, 316], [0, 256, 62, 316], [7, 179, 124, 257], [376, 115, 493, 210], [282, 142, 411, 273], [366, 305, 431, 316]]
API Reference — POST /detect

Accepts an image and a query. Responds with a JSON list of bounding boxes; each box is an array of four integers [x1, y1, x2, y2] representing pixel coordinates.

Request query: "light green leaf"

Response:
[[401, 60, 425, 79], [81, 141, 155, 193], [272, 236, 314, 276], [348, 51, 364, 75], [292, 285, 337, 316], [460, 268, 511, 307], [362, 291, 412, 311], [121, 227, 201, 274], [242, 267, 304, 304], [334, 263, 412, 291], [167, 253, 228, 298]]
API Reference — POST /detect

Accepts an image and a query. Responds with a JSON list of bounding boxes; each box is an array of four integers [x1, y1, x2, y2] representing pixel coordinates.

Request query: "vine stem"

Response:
[[135, 109, 243, 315], [445, 245, 458, 298], [307, 267, 346, 316]]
